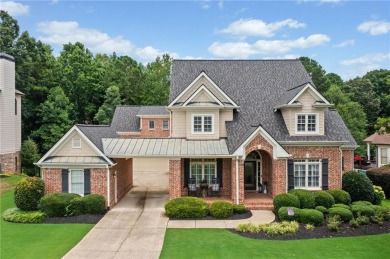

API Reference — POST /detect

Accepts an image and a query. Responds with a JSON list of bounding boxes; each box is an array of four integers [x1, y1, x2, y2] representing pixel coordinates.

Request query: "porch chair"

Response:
[[210, 177, 220, 197], [188, 177, 197, 196]]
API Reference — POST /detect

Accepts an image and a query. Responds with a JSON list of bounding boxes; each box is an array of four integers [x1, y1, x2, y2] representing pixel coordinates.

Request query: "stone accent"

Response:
[[140, 118, 170, 138], [169, 159, 182, 199], [0, 151, 21, 173]]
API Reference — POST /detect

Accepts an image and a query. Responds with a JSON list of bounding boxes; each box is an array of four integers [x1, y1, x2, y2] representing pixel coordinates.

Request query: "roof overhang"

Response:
[[232, 126, 290, 159], [136, 114, 170, 118], [289, 83, 331, 106], [279, 141, 348, 146]]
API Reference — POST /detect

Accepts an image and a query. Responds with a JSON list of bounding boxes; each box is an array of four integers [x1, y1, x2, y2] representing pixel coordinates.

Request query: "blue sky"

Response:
[[1, 0, 389, 80]]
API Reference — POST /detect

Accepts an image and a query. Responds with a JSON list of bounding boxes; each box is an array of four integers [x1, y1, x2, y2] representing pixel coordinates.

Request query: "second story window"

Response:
[[192, 115, 213, 134], [296, 114, 317, 134], [149, 120, 155, 130], [162, 120, 169, 130]]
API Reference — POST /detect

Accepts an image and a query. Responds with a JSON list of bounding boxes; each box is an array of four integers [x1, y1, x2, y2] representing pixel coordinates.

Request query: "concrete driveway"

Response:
[[63, 171, 169, 259]]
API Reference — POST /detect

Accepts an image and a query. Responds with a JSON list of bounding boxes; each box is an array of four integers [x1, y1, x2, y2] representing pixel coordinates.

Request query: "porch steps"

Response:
[[244, 202, 274, 211], [244, 193, 274, 211]]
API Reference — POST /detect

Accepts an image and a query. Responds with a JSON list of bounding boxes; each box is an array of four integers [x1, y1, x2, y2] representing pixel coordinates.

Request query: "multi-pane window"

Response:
[[162, 120, 169, 130], [149, 120, 155, 130], [190, 159, 216, 185], [380, 148, 388, 165], [296, 114, 317, 133], [192, 115, 213, 134], [70, 170, 84, 196], [294, 159, 321, 189]]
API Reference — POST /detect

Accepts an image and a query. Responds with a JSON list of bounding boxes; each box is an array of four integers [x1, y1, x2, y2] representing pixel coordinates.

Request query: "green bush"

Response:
[[289, 189, 315, 209], [327, 189, 351, 205], [351, 204, 375, 217], [314, 191, 335, 208], [2, 208, 46, 223], [327, 215, 341, 232], [331, 203, 351, 210], [273, 193, 300, 212], [352, 201, 372, 206], [373, 185, 386, 205], [14, 177, 45, 211], [164, 197, 208, 218], [328, 207, 353, 222], [209, 201, 233, 218], [278, 207, 301, 221], [366, 166, 390, 198], [356, 214, 370, 225], [349, 218, 360, 228], [315, 206, 328, 214], [299, 209, 324, 226], [68, 197, 86, 216], [83, 194, 106, 214], [371, 211, 384, 225], [233, 204, 246, 214], [260, 221, 299, 236], [369, 205, 390, 220], [342, 171, 375, 203], [40, 193, 81, 217]]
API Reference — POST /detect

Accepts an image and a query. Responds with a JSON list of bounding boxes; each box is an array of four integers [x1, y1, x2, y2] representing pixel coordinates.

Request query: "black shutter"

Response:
[[217, 158, 223, 187], [287, 159, 294, 191], [184, 159, 190, 187], [322, 159, 329, 190], [61, 169, 68, 192], [84, 169, 91, 195]]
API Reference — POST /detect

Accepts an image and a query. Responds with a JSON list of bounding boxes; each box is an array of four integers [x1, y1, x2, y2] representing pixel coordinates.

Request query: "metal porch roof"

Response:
[[102, 138, 230, 157], [42, 156, 109, 164]]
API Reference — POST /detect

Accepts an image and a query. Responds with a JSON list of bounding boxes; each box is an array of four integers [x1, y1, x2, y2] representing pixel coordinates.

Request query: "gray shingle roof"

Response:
[[137, 106, 169, 116], [111, 106, 142, 132], [274, 83, 308, 108], [170, 60, 357, 152], [76, 125, 117, 152]]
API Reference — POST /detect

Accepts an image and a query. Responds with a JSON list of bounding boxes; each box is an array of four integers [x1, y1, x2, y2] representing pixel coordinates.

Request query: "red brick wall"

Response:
[[342, 150, 354, 173], [221, 158, 232, 196], [42, 168, 62, 193], [140, 118, 170, 138], [90, 168, 108, 200], [169, 159, 182, 199], [111, 158, 133, 202]]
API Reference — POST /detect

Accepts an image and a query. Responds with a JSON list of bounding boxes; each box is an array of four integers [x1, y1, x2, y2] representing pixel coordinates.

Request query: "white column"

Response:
[[367, 143, 371, 160]]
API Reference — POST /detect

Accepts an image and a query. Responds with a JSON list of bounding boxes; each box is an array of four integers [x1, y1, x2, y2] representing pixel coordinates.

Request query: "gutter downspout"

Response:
[[106, 165, 111, 209], [236, 156, 239, 205], [169, 110, 172, 137], [339, 146, 343, 188]]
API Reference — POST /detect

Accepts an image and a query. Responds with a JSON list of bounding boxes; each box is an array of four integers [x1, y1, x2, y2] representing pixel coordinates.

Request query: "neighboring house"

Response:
[[364, 132, 390, 166], [0, 53, 23, 174], [36, 60, 357, 209]]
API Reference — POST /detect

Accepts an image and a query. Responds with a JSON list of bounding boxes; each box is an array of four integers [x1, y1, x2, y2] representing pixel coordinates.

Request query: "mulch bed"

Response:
[[170, 210, 252, 221], [42, 214, 105, 224], [228, 220, 390, 240]]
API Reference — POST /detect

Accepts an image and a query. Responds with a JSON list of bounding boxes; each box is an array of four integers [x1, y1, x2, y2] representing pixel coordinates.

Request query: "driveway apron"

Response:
[[63, 172, 169, 259]]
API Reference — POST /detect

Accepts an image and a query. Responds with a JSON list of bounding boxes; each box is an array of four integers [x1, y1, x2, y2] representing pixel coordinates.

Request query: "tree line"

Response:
[[1, 11, 389, 160]]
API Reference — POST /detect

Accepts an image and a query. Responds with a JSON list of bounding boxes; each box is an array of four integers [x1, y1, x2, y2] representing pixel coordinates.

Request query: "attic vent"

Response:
[[72, 138, 81, 148]]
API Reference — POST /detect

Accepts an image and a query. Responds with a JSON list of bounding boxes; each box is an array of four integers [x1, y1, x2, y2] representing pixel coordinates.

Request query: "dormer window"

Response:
[[72, 137, 81, 148], [296, 114, 318, 134], [192, 114, 213, 134]]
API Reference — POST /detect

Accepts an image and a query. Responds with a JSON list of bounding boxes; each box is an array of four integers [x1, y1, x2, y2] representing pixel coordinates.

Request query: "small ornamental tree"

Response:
[[342, 171, 375, 203], [21, 138, 40, 176], [14, 177, 45, 211]]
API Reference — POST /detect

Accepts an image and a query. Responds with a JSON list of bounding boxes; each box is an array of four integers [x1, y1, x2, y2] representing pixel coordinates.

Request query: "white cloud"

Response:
[[209, 34, 330, 58], [340, 53, 390, 66], [50, 0, 59, 4], [358, 20, 390, 35], [135, 46, 179, 61], [341, 64, 381, 80], [1, 1, 29, 16], [200, 0, 210, 9], [221, 18, 306, 38], [218, 1, 223, 9], [333, 39, 355, 48]]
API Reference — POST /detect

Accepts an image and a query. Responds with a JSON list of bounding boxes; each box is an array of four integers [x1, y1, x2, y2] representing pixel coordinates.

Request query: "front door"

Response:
[[244, 161, 256, 190]]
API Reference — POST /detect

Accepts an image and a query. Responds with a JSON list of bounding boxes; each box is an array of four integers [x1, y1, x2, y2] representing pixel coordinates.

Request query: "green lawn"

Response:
[[0, 175, 94, 259], [161, 229, 390, 259]]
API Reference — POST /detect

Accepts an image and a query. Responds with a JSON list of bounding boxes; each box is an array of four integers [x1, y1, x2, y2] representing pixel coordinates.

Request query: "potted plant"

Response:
[[263, 181, 268, 194]]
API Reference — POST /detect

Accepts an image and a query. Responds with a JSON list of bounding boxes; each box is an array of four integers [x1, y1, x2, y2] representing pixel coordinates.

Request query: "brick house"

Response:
[[0, 53, 23, 174], [36, 60, 357, 209]]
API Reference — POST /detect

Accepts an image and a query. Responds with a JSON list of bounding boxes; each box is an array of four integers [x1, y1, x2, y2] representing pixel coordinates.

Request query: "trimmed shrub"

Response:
[[273, 193, 300, 212], [14, 177, 45, 211], [369, 205, 390, 220], [40, 193, 81, 217], [342, 171, 375, 203], [209, 201, 233, 218], [278, 207, 301, 221], [233, 204, 247, 214], [351, 204, 375, 217], [3, 208, 46, 223], [331, 203, 351, 210], [314, 191, 335, 209], [371, 211, 384, 225], [328, 207, 353, 222], [68, 197, 86, 216], [83, 194, 106, 214], [327, 189, 351, 205], [164, 197, 208, 218], [289, 189, 315, 209], [315, 206, 328, 214], [327, 215, 341, 232], [349, 218, 360, 228], [373, 185, 386, 205], [366, 166, 390, 198], [299, 209, 324, 226], [352, 201, 372, 206]]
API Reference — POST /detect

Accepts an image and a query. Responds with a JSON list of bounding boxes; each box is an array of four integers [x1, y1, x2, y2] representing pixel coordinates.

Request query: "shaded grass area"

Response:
[[1, 175, 94, 259], [161, 229, 390, 259], [382, 199, 390, 209]]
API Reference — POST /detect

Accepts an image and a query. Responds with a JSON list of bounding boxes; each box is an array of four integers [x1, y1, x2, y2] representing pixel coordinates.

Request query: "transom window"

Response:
[[162, 120, 169, 130], [296, 114, 318, 134], [192, 115, 213, 134], [69, 170, 84, 196], [190, 159, 216, 185], [294, 159, 321, 189], [72, 137, 81, 148], [149, 120, 155, 130]]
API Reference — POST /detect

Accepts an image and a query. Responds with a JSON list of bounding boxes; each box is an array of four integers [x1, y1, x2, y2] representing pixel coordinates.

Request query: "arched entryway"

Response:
[[244, 151, 262, 192]]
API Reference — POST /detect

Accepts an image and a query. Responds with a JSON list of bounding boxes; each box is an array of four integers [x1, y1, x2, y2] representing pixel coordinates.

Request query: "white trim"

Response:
[[106, 165, 111, 208], [36, 125, 114, 166], [168, 71, 239, 107], [189, 159, 217, 185], [232, 126, 290, 159], [162, 120, 170, 130], [191, 114, 214, 134], [279, 141, 348, 146], [289, 83, 330, 105], [235, 157, 239, 205], [36, 164, 110, 169], [183, 85, 224, 107], [72, 137, 81, 149], [293, 159, 322, 190], [136, 114, 170, 118], [69, 169, 85, 196], [295, 113, 319, 135], [148, 120, 155, 130]]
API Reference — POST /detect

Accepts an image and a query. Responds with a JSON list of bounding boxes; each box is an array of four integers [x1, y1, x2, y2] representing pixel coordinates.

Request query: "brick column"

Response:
[[169, 159, 182, 199], [272, 159, 287, 196]]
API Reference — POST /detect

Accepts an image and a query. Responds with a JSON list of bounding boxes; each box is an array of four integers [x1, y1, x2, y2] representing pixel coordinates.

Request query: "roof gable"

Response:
[[289, 83, 330, 105]]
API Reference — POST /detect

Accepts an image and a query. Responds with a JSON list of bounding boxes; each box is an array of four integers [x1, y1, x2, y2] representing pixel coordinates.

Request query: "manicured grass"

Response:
[[1, 175, 94, 259], [382, 199, 390, 209], [161, 229, 390, 258]]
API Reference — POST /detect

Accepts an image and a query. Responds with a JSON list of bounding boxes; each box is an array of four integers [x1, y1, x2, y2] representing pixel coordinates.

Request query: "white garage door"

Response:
[[133, 158, 169, 172]]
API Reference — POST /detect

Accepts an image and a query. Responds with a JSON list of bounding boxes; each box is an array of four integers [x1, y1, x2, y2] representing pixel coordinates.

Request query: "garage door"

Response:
[[133, 158, 169, 172]]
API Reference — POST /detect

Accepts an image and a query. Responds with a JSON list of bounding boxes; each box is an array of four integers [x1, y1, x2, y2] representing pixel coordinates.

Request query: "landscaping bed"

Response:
[[170, 210, 252, 220], [43, 214, 105, 224]]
